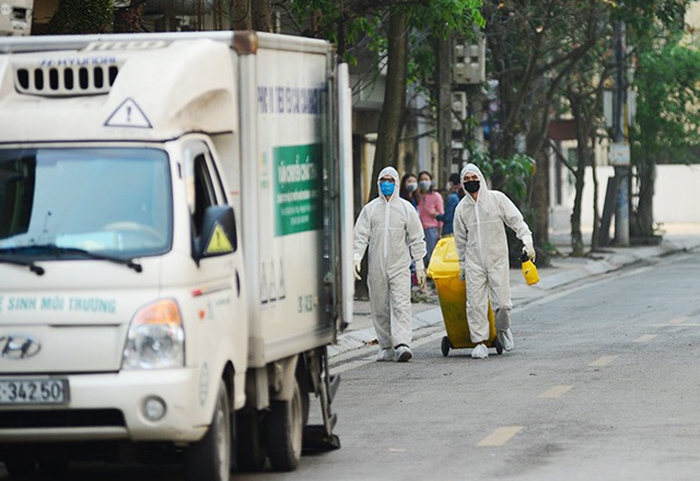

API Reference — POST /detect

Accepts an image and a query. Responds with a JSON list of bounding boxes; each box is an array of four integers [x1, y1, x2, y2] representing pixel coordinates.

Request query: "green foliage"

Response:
[[412, 0, 485, 34], [406, 0, 484, 86], [466, 149, 535, 204], [286, 0, 484, 73], [630, 38, 700, 163], [615, 0, 687, 36], [48, 0, 114, 34], [406, 36, 435, 87]]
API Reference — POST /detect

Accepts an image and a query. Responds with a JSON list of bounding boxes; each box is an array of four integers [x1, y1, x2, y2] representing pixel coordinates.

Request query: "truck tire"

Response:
[[265, 379, 303, 471], [185, 379, 231, 481]]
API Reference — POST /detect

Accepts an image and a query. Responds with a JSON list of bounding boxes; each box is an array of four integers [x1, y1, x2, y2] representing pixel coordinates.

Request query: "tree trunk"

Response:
[[590, 150, 600, 252], [568, 91, 598, 257], [114, 0, 146, 33], [530, 148, 549, 246], [525, 94, 551, 248], [369, 7, 408, 199], [570, 162, 586, 256], [231, 0, 252, 30], [253, 0, 272, 32], [631, 157, 656, 238]]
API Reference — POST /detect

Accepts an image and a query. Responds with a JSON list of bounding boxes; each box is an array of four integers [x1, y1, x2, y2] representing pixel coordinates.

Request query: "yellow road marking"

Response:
[[668, 316, 689, 325], [633, 334, 658, 343], [477, 426, 523, 447], [538, 385, 574, 399], [589, 355, 619, 367]]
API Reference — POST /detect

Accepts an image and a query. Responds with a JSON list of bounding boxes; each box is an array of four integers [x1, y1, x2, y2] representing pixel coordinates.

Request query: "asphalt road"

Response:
[[3, 247, 700, 480]]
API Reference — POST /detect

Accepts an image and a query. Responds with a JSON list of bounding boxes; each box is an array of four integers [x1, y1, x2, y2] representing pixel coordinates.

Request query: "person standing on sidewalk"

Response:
[[415, 170, 444, 266], [436, 172, 464, 237], [399, 173, 418, 208], [400, 172, 421, 288], [353, 166, 427, 362], [453, 163, 535, 359]]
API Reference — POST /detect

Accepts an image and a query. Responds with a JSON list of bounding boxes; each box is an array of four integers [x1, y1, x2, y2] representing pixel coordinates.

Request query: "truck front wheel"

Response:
[[265, 378, 303, 471], [185, 379, 231, 481]]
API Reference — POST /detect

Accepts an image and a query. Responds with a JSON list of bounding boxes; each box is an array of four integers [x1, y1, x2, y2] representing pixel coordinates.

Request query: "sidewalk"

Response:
[[329, 223, 700, 359]]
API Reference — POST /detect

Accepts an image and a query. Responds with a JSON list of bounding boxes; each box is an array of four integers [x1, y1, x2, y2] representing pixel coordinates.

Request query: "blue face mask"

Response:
[[380, 181, 395, 197]]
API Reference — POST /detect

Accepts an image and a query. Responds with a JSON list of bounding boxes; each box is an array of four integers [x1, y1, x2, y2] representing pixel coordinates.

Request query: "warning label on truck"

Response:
[[274, 144, 322, 236]]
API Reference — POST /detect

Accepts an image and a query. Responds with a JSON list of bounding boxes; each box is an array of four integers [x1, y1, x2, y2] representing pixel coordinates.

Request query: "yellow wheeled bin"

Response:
[[427, 236, 502, 357]]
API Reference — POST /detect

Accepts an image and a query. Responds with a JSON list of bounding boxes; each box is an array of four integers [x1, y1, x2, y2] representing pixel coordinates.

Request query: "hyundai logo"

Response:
[[0, 335, 41, 360]]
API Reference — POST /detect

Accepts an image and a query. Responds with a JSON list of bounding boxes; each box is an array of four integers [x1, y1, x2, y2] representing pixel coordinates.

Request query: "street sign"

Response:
[[609, 142, 630, 166]]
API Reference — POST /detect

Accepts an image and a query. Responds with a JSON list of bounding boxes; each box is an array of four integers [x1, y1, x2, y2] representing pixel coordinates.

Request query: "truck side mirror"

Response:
[[194, 205, 238, 262]]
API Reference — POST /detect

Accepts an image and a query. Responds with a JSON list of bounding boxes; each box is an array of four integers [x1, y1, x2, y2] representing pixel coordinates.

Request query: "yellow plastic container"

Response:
[[521, 259, 540, 285], [427, 237, 500, 356]]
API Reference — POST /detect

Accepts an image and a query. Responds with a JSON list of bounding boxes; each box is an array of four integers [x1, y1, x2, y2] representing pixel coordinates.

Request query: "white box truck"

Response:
[[0, 30, 354, 480]]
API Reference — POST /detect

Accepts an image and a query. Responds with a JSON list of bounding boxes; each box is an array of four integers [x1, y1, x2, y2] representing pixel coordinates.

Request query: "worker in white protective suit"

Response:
[[353, 166, 427, 362], [453, 163, 535, 359]]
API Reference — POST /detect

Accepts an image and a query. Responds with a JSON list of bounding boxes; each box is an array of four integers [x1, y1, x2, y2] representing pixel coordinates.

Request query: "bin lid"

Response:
[[427, 236, 461, 279]]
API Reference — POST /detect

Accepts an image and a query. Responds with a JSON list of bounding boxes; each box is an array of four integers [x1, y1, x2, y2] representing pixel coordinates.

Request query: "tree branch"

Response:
[[549, 139, 575, 174]]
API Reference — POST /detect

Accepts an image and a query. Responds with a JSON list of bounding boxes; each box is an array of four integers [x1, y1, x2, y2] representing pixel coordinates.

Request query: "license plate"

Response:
[[0, 378, 69, 405]]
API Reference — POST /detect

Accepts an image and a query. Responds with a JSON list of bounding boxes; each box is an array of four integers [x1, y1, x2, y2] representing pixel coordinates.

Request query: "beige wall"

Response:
[[687, 2, 700, 31], [550, 164, 700, 233]]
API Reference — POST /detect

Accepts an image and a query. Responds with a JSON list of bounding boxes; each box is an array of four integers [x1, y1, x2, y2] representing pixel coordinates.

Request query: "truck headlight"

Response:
[[122, 299, 185, 369]]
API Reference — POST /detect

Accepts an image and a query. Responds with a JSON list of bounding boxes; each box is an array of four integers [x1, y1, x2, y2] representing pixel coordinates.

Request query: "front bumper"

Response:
[[0, 368, 209, 443]]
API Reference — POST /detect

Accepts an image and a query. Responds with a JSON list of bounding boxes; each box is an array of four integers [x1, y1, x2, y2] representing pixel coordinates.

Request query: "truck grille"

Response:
[[0, 409, 125, 428], [14, 64, 120, 96]]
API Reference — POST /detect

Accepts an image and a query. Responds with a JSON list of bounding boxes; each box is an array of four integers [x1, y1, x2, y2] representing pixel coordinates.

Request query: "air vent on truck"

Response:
[[14, 64, 120, 96]]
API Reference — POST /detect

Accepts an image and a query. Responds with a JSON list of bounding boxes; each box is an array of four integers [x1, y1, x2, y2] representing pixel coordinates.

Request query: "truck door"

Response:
[[183, 140, 244, 379]]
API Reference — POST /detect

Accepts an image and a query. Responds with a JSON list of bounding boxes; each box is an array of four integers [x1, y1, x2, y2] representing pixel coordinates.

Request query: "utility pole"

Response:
[[611, 17, 630, 246], [450, 33, 486, 177]]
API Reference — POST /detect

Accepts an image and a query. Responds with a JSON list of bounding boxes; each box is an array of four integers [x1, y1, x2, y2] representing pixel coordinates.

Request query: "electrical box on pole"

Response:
[[453, 34, 485, 86], [0, 0, 32, 36]]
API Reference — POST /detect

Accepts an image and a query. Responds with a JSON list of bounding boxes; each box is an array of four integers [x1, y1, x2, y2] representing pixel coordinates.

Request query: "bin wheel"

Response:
[[441, 336, 451, 357], [494, 338, 503, 355]]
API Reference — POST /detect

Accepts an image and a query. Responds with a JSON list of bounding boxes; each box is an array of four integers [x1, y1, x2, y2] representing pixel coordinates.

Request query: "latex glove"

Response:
[[459, 268, 465, 282], [415, 260, 426, 285], [524, 242, 536, 262], [353, 259, 362, 280]]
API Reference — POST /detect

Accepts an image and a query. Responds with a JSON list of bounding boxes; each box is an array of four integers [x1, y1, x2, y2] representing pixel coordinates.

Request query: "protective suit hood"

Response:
[[460, 163, 488, 194], [377, 166, 400, 201]]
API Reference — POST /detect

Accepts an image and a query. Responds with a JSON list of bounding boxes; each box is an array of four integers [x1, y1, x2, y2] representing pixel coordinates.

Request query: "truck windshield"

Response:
[[0, 147, 172, 259]]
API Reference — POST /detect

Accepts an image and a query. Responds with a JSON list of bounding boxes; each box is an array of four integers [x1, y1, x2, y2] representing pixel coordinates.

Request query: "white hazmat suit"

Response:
[[453, 163, 533, 358], [353, 167, 427, 362]]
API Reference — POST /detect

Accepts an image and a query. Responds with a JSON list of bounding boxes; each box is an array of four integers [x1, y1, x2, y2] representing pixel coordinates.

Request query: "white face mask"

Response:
[[405, 182, 418, 192], [419, 180, 431, 191]]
